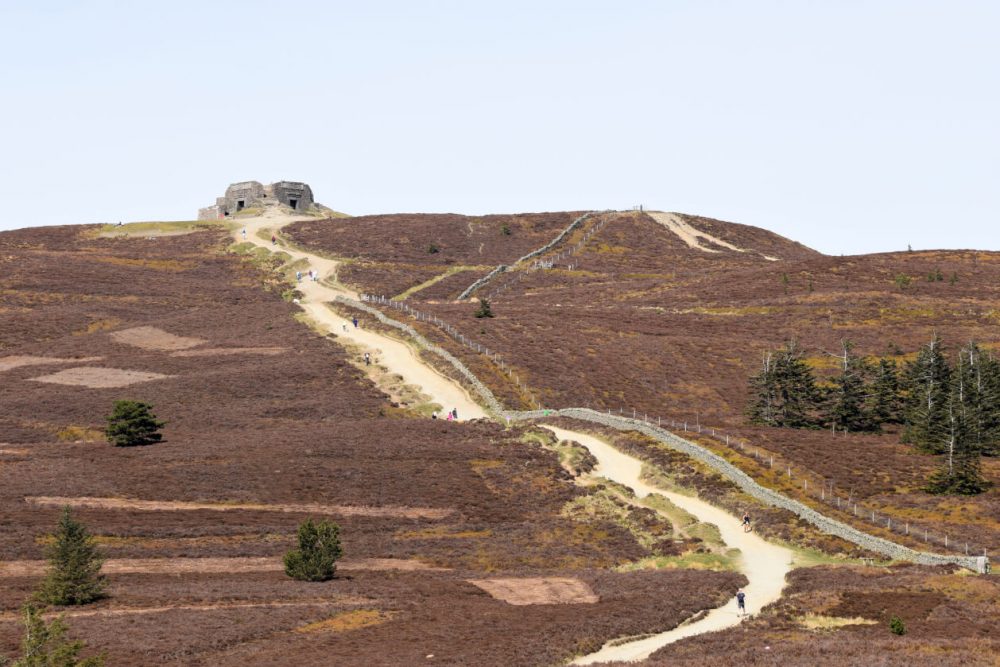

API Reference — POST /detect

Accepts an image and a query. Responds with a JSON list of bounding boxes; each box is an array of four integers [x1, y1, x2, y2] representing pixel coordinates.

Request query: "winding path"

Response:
[[237, 211, 484, 421], [545, 427, 792, 664], [230, 211, 793, 662]]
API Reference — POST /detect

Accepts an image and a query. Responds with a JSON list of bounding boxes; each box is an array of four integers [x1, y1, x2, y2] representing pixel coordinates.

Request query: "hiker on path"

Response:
[[451, 408, 458, 420], [364, 352, 371, 366], [352, 316, 359, 328], [296, 271, 302, 282], [742, 511, 752, 533], [736, 590, 746, 616], [241, 227, 247, 240], [446, 412, 453, 421], [271, 234, 277, 245]]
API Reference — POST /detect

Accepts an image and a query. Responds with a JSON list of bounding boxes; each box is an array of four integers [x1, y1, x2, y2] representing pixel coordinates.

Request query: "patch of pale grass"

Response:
[[467, 577, 598, 605], [110, 326, 205, 351], [29, 367, 172, 388], [170, 347, 286, 358], [800, 613, 877, 630], [0, 356, 102, 372]]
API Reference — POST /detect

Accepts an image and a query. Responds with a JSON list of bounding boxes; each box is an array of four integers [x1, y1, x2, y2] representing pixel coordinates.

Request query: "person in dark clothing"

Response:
[[451, 408, 458, 420], [736, 590, 746, 616], [352, 317, 359, 328], [742, 511, 752, 532]]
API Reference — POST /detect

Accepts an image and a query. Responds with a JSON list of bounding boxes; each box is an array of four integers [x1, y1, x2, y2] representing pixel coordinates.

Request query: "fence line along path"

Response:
[[334, 294, 989, 573]]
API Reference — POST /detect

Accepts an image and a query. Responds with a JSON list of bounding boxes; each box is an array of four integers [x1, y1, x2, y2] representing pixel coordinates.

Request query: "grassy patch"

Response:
[[295, 609, 393, 634], [561, 487, 672, 551], [393, 265, 490, 300], [55, 426, 105, 443], [619, 551, 740, 572], [799, 613, 877, 630], [93, 220, 221, 237]]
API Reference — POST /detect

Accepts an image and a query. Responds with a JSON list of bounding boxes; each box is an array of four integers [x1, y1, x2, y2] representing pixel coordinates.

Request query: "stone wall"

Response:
[[332, 293, 988, 573]]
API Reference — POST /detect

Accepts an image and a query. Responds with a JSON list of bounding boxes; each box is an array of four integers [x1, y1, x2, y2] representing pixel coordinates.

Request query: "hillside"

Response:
[[3, 210, 999, 666], [285, 210, 1000, 558], [0, 224, 743, 665]]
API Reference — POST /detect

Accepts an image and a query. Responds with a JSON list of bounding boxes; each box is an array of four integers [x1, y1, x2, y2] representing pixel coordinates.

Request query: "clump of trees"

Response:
[[35, 508, 106, 606], [105, 400, 164, 447], [747, 337, 995, 494], [284, 519, 343, 582]]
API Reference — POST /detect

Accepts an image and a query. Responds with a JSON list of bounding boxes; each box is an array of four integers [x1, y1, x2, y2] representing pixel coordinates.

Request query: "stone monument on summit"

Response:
[[198, 180, 317, 220]]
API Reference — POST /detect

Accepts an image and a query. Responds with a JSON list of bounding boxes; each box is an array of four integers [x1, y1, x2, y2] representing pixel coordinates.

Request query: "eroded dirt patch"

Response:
[[0, 355, 102, 372], [109, 326, 205, 351], [28, 367, 172, 388], [26, 496, 453, 519], [170, 347, 287, 357], [467, 577, 599, 605]]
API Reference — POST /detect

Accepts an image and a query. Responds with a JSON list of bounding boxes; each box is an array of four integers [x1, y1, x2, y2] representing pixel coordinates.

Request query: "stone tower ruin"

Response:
[[198, 180, 316, 220]]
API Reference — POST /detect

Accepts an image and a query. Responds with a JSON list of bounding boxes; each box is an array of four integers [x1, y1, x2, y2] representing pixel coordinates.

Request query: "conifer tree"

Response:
[[773, 341, 820, 428], [957, 343, 1000, 456], [105, 400, 164, 447], [871, 357, 903, 426], [746, 351, 777, 426], [284, 519, 342, 582], [35, 509, 106, 606], [1, 604, 104, 667], [823, 341, 876, 432], [902, 336, 952, 454], [925, 370, 989, 495]]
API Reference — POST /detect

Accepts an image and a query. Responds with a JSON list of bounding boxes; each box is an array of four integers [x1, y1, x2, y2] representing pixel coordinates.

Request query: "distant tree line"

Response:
[[746, 336, 996, 495]]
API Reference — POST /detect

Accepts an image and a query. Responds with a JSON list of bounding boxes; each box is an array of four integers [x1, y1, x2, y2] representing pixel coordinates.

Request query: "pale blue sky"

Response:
[[0, 1, 996, 254]]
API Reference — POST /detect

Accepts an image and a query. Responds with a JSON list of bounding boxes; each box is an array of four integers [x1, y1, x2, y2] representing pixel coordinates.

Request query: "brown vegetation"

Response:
[[0, 224, 742, 665]]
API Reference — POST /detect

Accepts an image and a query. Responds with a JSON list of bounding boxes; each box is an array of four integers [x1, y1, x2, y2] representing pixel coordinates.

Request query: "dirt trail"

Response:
[[0, 599, 355, 622], [27, 496, 452, 520], [544, 426, 793, 664], [0, 557, 447, 578], [233, 210, 794, 661], [647, 211, 779, 261], [236, 211, 485, 420]]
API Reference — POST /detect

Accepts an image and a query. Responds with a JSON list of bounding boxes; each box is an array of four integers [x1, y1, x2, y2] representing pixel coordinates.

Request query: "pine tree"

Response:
[[473, 298, 494, 319], [283, 519, 342, 582], [772, 341, 820, 428], [871, 357, 903, 426], [746, 351, 777, 426], [35, 509, 106, 606], [105, 400, 164, 447], [1, 604, 104, 667], [902, 336, 951, 454], [925, 373, 989, 495], [823, 341, 876, 432], [957, 343, 1000, 456]]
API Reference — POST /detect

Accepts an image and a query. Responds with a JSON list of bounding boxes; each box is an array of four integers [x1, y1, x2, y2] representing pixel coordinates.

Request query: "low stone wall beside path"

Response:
[[510, 408, 988, 573], [331, 296, 989, 574]]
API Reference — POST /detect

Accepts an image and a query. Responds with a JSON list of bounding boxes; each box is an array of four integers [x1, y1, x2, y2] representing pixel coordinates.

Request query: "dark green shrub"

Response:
[[474, 298, 494, 319], [500, 224, 511, 236], [105, 400, 164, 447], [889, 615, 906, 635], [284, 519, 342, 582], [35, 508, 106, 606], [427, 243, 439, 254]]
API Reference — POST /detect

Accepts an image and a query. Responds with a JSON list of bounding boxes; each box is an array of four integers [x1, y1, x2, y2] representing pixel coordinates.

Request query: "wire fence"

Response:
[[354, 296, 988, 560], [598, 407, 989, 559], [485, 213, 613, 300], [360, 294, 542, 409]]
